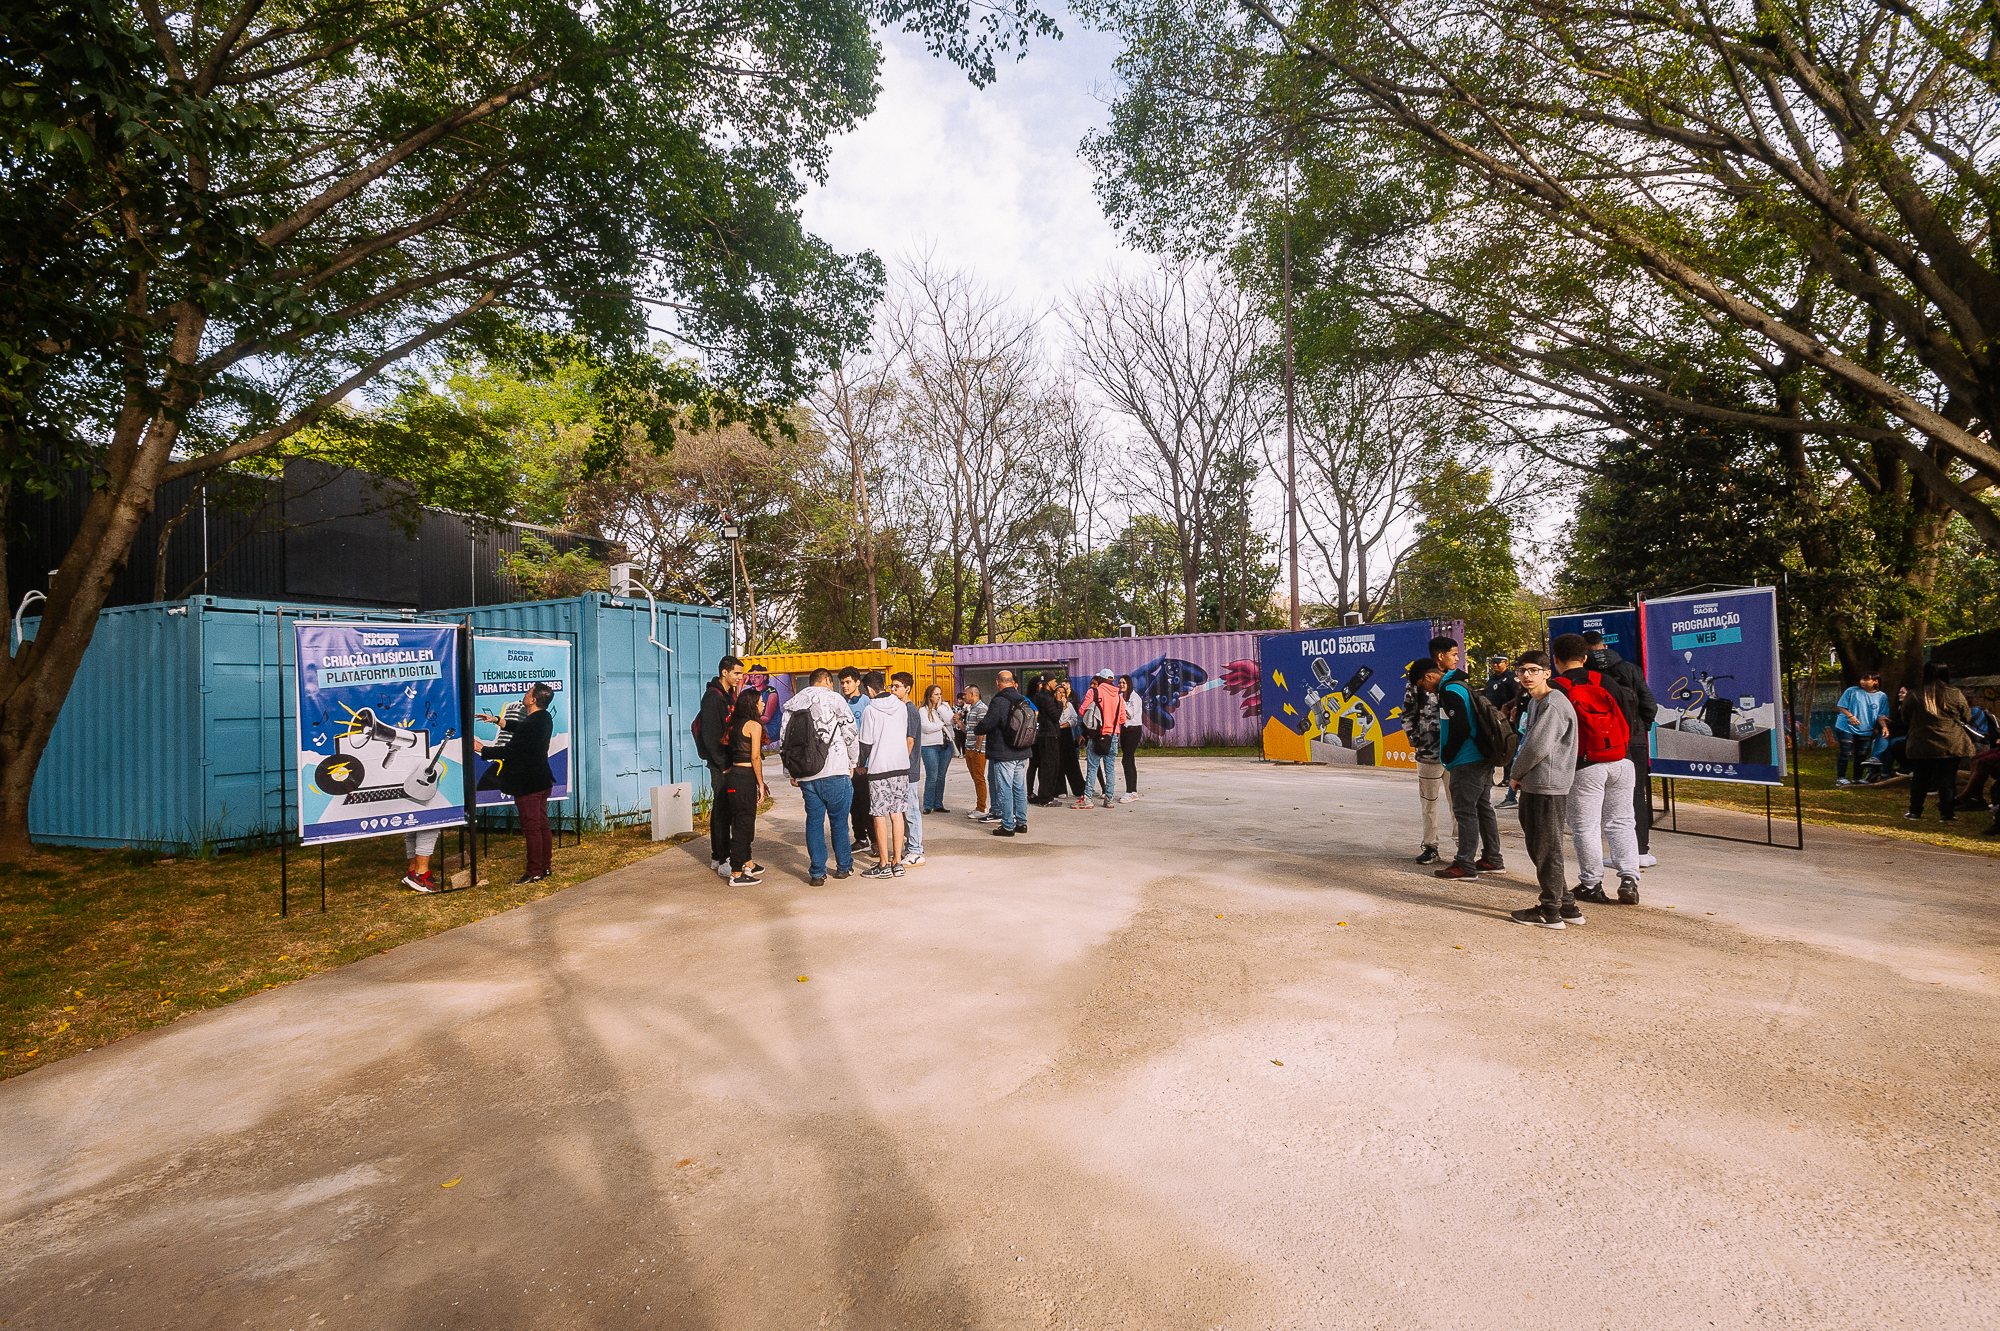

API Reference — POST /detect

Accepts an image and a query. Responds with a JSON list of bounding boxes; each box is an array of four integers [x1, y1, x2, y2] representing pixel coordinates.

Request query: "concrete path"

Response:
[[3, 758, 1997, 1330]]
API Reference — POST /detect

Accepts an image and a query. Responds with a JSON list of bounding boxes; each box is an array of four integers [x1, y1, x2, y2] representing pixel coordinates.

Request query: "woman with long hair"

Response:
[[1056, 681, 1088, 805], [1903, 662, 1975, 822], [1117, 674, 1143, 802], [919, 683, 955, 813], [721, 687, 770, 884]]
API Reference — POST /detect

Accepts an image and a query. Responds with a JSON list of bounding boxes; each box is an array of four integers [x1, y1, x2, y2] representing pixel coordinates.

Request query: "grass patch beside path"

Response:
[[1, 819, 706, 1081], [1666, 750, 2000, 858], [1145, 744, 1263, 758]]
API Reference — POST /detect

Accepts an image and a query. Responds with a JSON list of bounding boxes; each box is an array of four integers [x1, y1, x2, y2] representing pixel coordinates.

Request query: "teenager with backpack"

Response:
[[1550, 633, 1641, 905], [1506, 652, 1581, 928], [781, 667, 860, 885], [976, 670, 1036, 836], [1584, 629, 1660, 866], [1435, 657, 1507, 879], [1078, 668, 1128, 808]]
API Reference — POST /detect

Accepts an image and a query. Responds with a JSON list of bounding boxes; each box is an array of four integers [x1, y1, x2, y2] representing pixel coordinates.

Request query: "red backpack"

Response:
[[1552, 670, 1631, 764]]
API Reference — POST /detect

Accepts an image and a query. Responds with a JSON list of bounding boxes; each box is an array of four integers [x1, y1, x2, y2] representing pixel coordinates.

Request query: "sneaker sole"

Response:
[[1560, 914, 1586, 926], [1514, 916, 1566, 929]]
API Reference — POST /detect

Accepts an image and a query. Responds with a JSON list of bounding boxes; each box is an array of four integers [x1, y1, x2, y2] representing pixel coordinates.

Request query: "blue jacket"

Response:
[[1436, 677, 1486, 768]]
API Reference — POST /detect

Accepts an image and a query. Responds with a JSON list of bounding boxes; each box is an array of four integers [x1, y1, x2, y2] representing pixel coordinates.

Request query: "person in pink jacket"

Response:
[[1078, 668, 1130, 808]]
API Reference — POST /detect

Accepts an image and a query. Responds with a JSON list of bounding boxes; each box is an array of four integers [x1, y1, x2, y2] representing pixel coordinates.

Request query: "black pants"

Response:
[[708, 765, 733, 864], [1630, 746, 1652, 853], [1058, 730, 1086, 796], [1909, 757, 1962, 819], [1518, 792, 1571, 919], [1121, 725, 1141, 793], [1034, 736, 1063, 803], [721, 767, 760, 871], [851, 769, 871, 846]]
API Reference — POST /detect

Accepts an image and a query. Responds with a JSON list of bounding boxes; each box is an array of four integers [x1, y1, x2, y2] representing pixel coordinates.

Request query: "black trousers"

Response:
[[1034, 735, 1063, 803], [1121, 725, 1141, 793], [1058, 730, 1086, 796], [851, 769, 871, 845], [1630, 746, 1653, 853], [720, 767, 760, 871], [1909, 757, 1962, 819], [707, 766, 733, 864]]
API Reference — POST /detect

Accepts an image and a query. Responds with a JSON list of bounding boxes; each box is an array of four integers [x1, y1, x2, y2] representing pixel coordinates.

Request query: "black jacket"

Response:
[[697, 677, 733, 772], [976, 686, 1033, 762], [1587, 647, 1658, 752], [481, 708, 554, 797], [1032, 689, 1063, 750]]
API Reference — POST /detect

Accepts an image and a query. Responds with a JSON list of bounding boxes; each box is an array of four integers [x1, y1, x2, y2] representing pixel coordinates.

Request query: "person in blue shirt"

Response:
[[1834, 671, 1888, 786]]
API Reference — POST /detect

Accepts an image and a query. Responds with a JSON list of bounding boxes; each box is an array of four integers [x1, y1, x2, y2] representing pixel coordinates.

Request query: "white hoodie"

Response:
[[780, 685, 861, 783], [858, 693, 914, 778]]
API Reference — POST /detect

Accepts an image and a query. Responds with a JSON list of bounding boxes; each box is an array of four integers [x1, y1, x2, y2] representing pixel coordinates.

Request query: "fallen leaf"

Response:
[[1216, 914, 1224, 919], [1666, 905, 1675, 909], [1271, 1060, 1283, 1066], [277, 955, 292, 961], [53, 1022, 69, 1034], [1453, 945, 1463, 950], [441, 1178, 461, 1188], [19, 1048, 38, 1057], [1563, 983, 1573, 989], [1336, 921, 1348, 927], [677, 1159, 693, 1167], [1706, 911, 1716, 916], [797, 975, 809, 982]]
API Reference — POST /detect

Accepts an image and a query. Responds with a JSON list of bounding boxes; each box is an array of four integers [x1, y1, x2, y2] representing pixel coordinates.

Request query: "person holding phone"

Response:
[[471, 683, 555, 884]]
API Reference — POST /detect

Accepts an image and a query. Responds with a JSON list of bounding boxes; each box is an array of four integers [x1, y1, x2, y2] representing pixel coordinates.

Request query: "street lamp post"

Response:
[[720, 524, 741, 653]]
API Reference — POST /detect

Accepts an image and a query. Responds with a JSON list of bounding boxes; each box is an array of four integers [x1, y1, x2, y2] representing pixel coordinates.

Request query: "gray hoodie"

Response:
[[1512, 688, 1579, 795], [781, 685, 861, 783]]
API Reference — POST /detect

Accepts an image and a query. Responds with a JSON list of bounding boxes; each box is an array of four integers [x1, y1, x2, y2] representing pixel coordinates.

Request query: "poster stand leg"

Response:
[[320, 845, 326, 913], [279, 637, 289, 920]]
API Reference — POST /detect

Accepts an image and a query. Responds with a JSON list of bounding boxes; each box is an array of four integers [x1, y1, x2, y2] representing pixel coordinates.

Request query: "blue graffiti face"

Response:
[[1128, 655, 1208, 731]]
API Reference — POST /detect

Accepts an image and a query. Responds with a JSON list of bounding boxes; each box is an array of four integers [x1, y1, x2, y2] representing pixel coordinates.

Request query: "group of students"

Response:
[[1402, 632, 1659, 930], [695, 656, 1150, 886], [1832, 663, 1998, 830]]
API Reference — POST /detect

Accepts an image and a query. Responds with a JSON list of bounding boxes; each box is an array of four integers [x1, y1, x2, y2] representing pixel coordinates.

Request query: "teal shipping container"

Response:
[[22, 593, 727, 850]]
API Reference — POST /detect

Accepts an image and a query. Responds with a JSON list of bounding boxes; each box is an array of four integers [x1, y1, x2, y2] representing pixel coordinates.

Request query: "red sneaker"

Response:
[[1475, 858, 1505, 872], [1434, 863, 1479, 880]]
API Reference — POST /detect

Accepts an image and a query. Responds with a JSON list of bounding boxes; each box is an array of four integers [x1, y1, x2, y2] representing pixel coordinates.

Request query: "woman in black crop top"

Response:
[[720, 688, 769, 884]]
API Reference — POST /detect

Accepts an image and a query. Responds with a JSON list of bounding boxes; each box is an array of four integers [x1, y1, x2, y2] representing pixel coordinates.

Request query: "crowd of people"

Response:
[[1831, 664, 1998, 832], [693, 656, 1151, 885]]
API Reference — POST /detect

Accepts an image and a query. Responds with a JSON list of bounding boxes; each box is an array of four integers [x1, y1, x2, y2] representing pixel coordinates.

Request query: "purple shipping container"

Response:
[[952, 632, 1278, 747]]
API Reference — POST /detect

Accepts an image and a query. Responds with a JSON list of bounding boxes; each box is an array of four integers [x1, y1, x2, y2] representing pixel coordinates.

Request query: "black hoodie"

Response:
[[1586, 646, 1658, 746], [697, 677, 734, 772]]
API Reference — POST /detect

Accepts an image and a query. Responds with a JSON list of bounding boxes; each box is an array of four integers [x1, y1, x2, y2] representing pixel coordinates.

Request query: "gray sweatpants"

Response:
[[1518, 793, 1570, 918], [1569, 758, 1639, 886], [1447, 762, 1502, 870], [1417, 759, 1450, 848]]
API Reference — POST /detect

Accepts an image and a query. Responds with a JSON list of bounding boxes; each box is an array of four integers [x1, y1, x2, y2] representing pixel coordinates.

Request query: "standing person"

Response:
[[1833, 670, 1890, 787], [977, 669, 1034, 836], [1904, 662, 1974, 822], [744, 664, 781, 748], [919, 684, 955, 813], [698, 655, 746, 878], [840, 667, 874, 858], [1434, 658, 1503, 879], [1483, 655, 1522, 808], [1550, 633, 1641, 906], [1432, 634, 1465, 687], [1404, 659, 1450, 865], [958, 686, 991, 820], [1118, 674, 1143, 802], [1056, 681, 1088, 804], [1506, 652, 1581, 928], [714, 688, 770, 885], [1076, 668, 1129, 808], [782, 667, 859, 886], [1031, 677, 1065, 806], [473, 682, 557, 884], [1584, 628, 1661, 866], [898, 673, 928, 868], [400, 828, 444, 892], [857, 674, 914, 876]]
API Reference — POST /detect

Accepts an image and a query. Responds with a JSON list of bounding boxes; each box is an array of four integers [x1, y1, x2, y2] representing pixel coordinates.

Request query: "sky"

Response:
[[800, 17, 1138, 316]]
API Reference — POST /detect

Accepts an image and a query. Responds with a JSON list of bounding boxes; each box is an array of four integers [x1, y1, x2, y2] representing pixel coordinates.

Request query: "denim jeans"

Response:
[[990, 758, 1028, 830], [800, 774, 853, 877], [903, 777, 924, 858], [1085, 734, 1119, 801], [921, 743, 951, 810], [1835, 731, 1867, 781]]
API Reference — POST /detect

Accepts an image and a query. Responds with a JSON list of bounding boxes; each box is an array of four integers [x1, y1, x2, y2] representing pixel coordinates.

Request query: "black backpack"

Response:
[[779, 708, 832, 779], [1002, 695, 1040, 750], [1467, 688, 1509, 762]]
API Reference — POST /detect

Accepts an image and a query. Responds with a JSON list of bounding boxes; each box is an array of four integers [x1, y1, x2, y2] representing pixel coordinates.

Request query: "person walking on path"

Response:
[[1117, 674, 1143, 802], [857, 674, 915, 876], [1551, 633, 1642, 906], [897, 673, 928, 867], [1077, 668, 1128, 808], [1435, 657, 1504, 880], [1834, 671, 1890, 787], [958, 686, 990, 819], [474, 682, 557, 884], [977, 670, 1034, 836], [712, 688, 770, 886], [1484, 654, 1522, 808], [840, 667, 873, 859], [1584, 629, 1661, 866], [1404, 658, 1451, 865], [1056, 681, 1088, 802], [698, 655, 745, 879], [919, 684, 955, 813], [1904, 662, 1974, 822], [1506, 652, 1581, 929], [782, 667, 859, 885]]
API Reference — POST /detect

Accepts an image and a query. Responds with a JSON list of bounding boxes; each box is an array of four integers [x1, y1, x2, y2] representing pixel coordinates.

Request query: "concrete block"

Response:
[[652, 783, 694, 840]]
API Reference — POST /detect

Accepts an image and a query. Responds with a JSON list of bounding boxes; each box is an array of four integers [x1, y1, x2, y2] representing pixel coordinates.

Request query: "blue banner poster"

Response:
[[471, 636, 573, 806], [1260, 620, 1438, 766], [1640, 588, 1788, 786], [295, 622, 467, 846], [1547, 607, 1640, 665]]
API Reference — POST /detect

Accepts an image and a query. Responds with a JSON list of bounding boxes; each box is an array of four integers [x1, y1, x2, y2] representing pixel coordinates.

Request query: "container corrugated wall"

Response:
[[951, 632, 1282, 747], [450, 594, 729, 821]]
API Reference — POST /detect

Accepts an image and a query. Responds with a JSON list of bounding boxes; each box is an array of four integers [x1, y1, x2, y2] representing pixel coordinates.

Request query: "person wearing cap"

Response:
[[1484, 654, 1523, 808], [1078, 668, 1129, 808]]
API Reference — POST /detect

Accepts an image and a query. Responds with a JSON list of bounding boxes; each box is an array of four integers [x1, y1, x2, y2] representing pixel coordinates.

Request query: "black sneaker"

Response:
[[832, 867, 852, 879], [514, 873, 538, 885], [809, 875, 826, 887], [860, 864, 895, 879], [729, 870, 762, 886], [891, 864, 906, 877], [1574, 883, 1613, 905], [1559, 904, 1586, 925], [992, 827, 1016, 837], [1510, 906, 1565, 929], [1015, 822, 1028, 836], [1617, 877, 1640, 905], [1414, 845, 1440, 865]]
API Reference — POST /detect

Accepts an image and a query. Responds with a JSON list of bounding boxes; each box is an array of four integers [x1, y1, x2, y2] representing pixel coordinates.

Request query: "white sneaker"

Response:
[[903, 854, 925, 867], [712, 859, 730, 878], [1638, 853, 1657, 868], [967, 809, 987, 819], [1119, 793, 1135, 803]]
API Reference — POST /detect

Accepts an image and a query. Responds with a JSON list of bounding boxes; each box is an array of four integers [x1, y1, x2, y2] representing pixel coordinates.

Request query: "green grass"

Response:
[[1661, 750, 1998, 857], [0, 817, 718, 1081]]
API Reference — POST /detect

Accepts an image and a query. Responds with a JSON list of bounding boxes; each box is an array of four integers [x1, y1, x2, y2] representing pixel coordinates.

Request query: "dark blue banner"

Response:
[[1259, 620, 1438, 766], [1547, 607, 1640, 665], [1640, 588, 1787, 785]]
